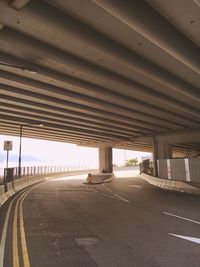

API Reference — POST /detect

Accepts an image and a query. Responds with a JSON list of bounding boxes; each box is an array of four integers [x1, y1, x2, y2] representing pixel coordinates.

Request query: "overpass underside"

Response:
[[0, 0, 200, 155]]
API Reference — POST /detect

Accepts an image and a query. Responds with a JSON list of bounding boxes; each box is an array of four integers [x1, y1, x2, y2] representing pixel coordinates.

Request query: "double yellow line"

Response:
[[13, 187, 34, 267]]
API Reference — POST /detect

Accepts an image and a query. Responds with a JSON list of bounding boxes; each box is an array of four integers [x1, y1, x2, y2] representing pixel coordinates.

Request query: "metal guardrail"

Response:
[[0, 164, 98, 185]]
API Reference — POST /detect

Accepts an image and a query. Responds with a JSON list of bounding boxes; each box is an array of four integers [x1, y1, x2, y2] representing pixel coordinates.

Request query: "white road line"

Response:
[[111, 192, 130, 203], [101, 193, 120, 201], [169, 233, 200, 244], [80, 182, 87, 187], [0, 195, 18, 267], [104, 184, 130, 203], [163, 212, 200, 225], [103, 184, 112, 193], [127, 185, 142, 188], [84, 183, 130, 203], [87, 187, 98, 193]]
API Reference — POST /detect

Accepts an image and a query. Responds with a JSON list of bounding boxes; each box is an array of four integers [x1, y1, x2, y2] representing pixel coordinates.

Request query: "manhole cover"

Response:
[[75, 237, 99, 246]]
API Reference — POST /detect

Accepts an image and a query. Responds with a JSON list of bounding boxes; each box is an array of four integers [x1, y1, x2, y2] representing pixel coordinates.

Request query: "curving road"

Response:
[[0, 170, 200, 267]]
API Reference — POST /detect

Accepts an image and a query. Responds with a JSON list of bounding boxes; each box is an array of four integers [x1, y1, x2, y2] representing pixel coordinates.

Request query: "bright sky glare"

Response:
[[0, 134, 151, 167]]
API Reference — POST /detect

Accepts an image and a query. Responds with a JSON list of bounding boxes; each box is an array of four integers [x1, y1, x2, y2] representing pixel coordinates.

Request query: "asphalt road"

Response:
[[0, 170, 200, 267]]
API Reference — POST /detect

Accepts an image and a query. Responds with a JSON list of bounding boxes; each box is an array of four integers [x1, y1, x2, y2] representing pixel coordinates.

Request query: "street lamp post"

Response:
[[18, 123, 44, 178], [18, 125, 23, 177]]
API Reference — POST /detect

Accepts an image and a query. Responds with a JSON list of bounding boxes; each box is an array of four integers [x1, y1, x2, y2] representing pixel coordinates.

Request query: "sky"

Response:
[[0, 134, 151, 168]]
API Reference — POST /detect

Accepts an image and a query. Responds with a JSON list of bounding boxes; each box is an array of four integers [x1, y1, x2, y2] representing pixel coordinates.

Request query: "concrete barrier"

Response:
[[23, 177, 30, 187], [140, 173, 200, 195], [19, 178, 26, 189], [85, 173, 115, 184], [0, 185, 7, 206], [5, 182, 15, 198], [0, 170, 103, 207], [13, 180, 21, 192]]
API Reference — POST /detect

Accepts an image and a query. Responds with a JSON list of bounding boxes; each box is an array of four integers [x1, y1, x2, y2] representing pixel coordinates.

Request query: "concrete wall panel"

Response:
[[170, 159, 186, 181], [188, 158, 200, 182], [157, 159, 168, 179]]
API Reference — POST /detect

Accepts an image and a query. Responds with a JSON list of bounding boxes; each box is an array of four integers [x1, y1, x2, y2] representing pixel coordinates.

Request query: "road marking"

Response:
[[13, 189, 32, 267], [169, 233, 200, 244], [103, 184, 112, 193], [103, 184, 130, 203], [87, 187, 98, 193], [163, 212, 200, 225], [19, 192, 31, 267], [101, 193, 120, 200], [18, 185, 39, 267], [0, 183, 39, 267], [111, 192, 130, 203], [0, 195, 18, 267], [84, 183, 130, 203], [127, 185, 141, 188], [13, 196, 21, 267], [80, 182, 87, 187]]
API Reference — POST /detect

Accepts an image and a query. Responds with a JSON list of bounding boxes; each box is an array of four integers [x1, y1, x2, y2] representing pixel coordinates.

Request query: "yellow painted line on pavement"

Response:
[[13, 195, 22, 267], [19, 192, 31, 267], [1, 182, 41, 267], [19, 184, 41, 267], [12, 184, 39, 267], [0, 195, 18, 267]]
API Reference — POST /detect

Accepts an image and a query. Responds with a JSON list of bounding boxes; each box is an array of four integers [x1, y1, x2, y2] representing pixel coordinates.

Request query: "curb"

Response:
[[140, 173, 200, 196], [0, 175, 46, 207], [84, 175, 116, 185]]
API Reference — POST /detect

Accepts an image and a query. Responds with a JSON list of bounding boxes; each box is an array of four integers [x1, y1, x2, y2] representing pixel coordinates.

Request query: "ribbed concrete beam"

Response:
[[0, 124, 105, 144], [0, 83, 185, 130], [0, 1, 199, 150], [0, 102, 143, 136], [146, 0, 200, 48], [0, 108, 132, 138], [0, 92, 163, 133], [156, 130, 200, 144], [0, 23, 4, 30], [0, 121, 107, 143], [0, 0, 199, 103], [78, 140, 126, 148], [132, 130, 200, 145], [0, 114, 126, 141], [92, 0, 200, 74], [0, 127, 94, 144], [193, 0, 200, 7], [1, 68, 200, 125], [10, 0, 30, 10]]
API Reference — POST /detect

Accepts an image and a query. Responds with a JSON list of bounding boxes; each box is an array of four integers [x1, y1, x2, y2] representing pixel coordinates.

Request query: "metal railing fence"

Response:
[[0, 164, 98, 185]]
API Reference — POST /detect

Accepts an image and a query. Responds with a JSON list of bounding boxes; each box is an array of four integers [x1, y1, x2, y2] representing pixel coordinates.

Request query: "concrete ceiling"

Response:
[[0, 0, 199, 152]]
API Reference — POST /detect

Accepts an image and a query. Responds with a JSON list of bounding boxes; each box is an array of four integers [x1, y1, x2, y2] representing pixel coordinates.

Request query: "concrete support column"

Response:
[[157, 142, 172, 159], [99, 146, 113, 173], [153, 137, 172, 177]]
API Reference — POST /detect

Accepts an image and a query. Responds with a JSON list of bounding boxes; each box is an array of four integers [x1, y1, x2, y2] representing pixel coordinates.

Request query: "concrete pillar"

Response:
[[99, 146, 113, 173], [153, 137, 172, 176], [157, 142, 172, 159]]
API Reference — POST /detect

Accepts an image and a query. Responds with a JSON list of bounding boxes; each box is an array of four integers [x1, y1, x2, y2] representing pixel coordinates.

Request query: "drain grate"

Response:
[[75, 237, 99, 246]]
